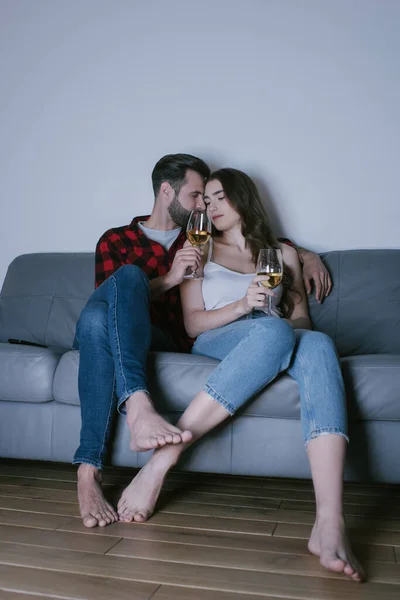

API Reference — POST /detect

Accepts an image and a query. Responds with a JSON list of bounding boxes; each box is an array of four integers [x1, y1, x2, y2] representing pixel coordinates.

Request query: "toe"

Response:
[[133, 511, 149, 522], [320, 555, 346, 573], [344, 564, 355, 576], [181, 430, 193, 443], [157, 436, 167, 446], [83, 515, 98, 528], [171, 433, 182, 444], [163, 433, 174, 444]]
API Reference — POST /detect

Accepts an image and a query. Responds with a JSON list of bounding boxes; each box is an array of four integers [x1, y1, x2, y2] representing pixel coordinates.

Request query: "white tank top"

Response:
[[202, 239, 283, 317]]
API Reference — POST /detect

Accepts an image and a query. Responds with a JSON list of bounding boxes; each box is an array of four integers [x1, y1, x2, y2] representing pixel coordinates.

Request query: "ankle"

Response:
[[125, 392, 153, 417], [315, 510, 345, 526], [150, 445, 182, 473], [77, 463, 102, 482]]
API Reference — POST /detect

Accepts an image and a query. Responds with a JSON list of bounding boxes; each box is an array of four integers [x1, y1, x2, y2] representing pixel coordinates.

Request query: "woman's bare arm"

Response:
[[180, 279, 249, 338]]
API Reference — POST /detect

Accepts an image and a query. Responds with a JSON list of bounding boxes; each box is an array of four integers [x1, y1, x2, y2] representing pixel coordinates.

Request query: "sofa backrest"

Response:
[[0, 253, 94, 350], [0, 249, 399, 356]]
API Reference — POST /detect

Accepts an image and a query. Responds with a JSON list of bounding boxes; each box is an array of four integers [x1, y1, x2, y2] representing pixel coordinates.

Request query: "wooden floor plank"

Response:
[[274, 523, 400, 547], [0, 524, 121, 554], [0, 593, 54, 600], [106, 536, 400, 583], [152, 586, 281, 600], [141, 511, 277, 535], [57, 518, 395, 562], [0, 496, 79, 517], [0, 563, 158, 600], [0, 541, 399, 599], [0, 509, 69, 530], [169, 484, 400, 508], [281, 499, 400, 519]]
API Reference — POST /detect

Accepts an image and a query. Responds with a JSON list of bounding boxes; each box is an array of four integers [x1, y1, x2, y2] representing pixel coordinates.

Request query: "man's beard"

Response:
[[167, 194, 192, 228]]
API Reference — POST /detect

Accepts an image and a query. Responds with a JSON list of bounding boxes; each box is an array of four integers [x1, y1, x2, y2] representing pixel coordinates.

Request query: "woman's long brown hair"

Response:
[[208, 168, 297, 318]]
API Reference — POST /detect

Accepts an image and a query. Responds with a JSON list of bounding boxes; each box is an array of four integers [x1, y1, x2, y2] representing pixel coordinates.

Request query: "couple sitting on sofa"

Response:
[[74, 153, 363, 581]]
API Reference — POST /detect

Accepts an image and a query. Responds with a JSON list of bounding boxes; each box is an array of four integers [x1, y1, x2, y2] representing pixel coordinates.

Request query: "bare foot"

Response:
[[77, 464, 118, 528], [308, 516, 365, 581], [125, 392, 192, 452], [117, 454, 170, 523]]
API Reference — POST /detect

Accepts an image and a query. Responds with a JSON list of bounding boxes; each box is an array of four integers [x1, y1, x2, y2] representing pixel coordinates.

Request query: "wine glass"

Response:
[[256, 248, 283, 315], [184, 209, 212, 280]]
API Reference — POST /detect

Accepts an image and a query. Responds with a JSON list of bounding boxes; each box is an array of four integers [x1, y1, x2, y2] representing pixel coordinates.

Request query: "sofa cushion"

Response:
[[53, 350, 400, 422], [0, 343, 62, 403], [0, 253, 94, 349], [53, 349, 80, 405]]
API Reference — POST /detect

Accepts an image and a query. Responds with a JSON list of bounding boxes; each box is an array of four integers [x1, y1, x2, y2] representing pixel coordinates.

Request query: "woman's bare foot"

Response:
[[117, 446, 178, 523], [125, 392, 192, 451], [77, 464, 118, 528], [308, 515, 365, 581]]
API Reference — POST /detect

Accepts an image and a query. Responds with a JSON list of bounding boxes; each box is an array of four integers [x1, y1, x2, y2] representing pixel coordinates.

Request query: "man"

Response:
[[74, 153, 332, 527]]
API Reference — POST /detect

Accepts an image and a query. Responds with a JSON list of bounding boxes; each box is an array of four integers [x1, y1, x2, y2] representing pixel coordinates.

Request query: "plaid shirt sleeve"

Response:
[[95, 230, 127, 288], [277, 237, 294, 247]]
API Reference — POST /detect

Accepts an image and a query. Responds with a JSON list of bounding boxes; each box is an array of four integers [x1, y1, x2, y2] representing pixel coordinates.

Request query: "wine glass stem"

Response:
[[268, 294, 272, 316]]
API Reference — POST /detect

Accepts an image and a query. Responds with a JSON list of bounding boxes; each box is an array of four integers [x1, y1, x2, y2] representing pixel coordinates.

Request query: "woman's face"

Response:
[[204, 179, 241, 231]]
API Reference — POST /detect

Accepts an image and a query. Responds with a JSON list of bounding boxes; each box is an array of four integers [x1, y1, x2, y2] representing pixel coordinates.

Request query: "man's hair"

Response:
[[152, 154, 210, 197]]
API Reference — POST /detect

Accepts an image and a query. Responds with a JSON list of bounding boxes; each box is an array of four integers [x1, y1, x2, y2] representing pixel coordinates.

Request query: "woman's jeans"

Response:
[[192, 313, 348, 445], [73, 265, 175, 470]]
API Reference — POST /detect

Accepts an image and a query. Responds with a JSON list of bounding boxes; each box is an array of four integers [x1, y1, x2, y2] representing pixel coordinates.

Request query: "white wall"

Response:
[[1, 0, 399, 287]]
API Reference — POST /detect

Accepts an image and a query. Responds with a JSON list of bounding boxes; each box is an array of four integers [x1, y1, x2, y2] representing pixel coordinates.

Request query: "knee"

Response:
[[113, 264, 148, 288], [301, 331, 337, 358], [250, 318, 296, 354], [77, 302, 108, 341]]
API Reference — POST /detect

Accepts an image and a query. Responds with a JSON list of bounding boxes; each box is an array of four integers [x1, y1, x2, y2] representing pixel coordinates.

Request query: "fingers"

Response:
[[315, 275, 323, 303], [304, 277, 312, 295], [325, 273, 332, 297]]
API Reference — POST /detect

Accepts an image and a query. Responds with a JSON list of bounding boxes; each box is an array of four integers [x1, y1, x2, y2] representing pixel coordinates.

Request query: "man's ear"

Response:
[[159, 181, 173, 204]]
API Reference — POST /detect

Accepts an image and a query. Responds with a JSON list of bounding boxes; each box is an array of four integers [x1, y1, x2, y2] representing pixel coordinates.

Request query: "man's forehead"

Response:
[[183, 170, 205, 191]]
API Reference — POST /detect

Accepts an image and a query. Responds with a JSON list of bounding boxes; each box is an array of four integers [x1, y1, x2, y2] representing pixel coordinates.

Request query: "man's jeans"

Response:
[[192, 314, 348, 445], [73, 265, 175, 470]]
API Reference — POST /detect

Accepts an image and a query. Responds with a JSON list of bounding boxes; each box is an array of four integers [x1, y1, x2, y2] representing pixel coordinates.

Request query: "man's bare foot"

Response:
[[308, 515, 365, 581], [77, 464, 118, 528], [117, 451, 172, 523], [125, 391, 192, 452]]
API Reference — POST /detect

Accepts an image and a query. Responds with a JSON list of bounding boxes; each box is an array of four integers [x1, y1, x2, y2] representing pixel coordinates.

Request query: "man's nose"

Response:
[[195, 197, 206, 210]]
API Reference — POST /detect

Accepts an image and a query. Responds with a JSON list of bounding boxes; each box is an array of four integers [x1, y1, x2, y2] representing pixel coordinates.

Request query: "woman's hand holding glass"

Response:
[[240, 275, 275, 313]]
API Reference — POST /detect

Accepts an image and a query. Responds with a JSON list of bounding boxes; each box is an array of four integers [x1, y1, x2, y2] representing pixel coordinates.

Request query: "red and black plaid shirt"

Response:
[[95, 216, 190, 351]]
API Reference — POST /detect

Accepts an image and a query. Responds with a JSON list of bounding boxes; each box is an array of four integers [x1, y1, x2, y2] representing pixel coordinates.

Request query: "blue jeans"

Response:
[[73, 265, 176, 470], [192, 314, 348, 445]]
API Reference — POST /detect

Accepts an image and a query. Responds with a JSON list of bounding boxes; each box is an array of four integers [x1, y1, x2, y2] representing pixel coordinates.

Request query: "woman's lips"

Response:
[[212, 215, 223, 220]]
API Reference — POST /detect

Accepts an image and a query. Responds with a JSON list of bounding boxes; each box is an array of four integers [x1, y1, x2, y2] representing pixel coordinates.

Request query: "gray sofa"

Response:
[[0, 250, 399, 482]]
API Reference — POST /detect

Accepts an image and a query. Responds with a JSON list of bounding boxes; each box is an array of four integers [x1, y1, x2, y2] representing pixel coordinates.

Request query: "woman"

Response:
[[117, 168, 364, 582]]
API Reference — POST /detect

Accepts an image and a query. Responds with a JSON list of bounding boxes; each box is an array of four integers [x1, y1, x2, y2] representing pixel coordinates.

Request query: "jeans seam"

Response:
[[295, 348, 316, 435], [97, 370, 116, 465], [111, 275, 129, 400]]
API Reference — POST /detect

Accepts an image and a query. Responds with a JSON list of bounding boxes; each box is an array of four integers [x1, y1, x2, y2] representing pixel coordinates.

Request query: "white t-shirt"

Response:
[[138, 222, 181, 250]]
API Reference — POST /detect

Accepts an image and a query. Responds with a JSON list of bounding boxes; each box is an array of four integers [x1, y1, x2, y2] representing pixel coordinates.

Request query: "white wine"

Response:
[[187, 230, 211, 246], [257, 272, 283, 289]]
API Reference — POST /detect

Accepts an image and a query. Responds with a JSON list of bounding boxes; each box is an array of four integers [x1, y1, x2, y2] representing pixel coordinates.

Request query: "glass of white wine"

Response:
[[184, 209, 212, 280], [256, 248, 283, 315]]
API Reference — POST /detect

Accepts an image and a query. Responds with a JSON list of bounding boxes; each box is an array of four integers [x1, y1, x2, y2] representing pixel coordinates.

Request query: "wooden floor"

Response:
[[0, 461, 399, 600]]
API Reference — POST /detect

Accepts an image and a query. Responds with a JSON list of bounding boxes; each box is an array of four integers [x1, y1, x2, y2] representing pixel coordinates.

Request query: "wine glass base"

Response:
[[183, 273, 203, 280]]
